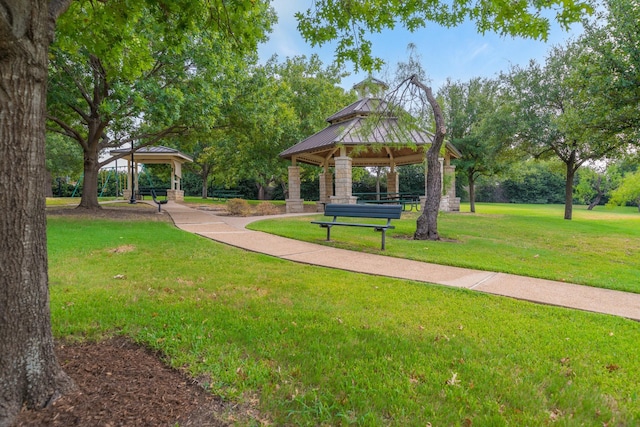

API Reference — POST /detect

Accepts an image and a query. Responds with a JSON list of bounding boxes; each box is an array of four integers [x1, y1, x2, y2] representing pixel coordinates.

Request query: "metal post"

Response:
[[129, 149, 136, 204]]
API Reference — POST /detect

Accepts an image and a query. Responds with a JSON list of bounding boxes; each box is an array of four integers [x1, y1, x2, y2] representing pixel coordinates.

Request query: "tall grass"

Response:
[[47, 213, 640, 426], [249, 203, 640, 293]]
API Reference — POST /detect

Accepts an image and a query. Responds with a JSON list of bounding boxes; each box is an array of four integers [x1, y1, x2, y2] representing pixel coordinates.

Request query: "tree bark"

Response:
[[0, 1, 74, 425], [77, 149, 102, 209], [411, 76, 446, 241], [587, 176, 603, 210], [468, 172, 476, 213], [200, 164, 211, 199], [564, 158, 577, 220]]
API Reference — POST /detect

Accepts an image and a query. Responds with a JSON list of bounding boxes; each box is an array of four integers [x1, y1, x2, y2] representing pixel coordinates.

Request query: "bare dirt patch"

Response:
[[46, 203, 173, 222], [185, 202, 319, 216]]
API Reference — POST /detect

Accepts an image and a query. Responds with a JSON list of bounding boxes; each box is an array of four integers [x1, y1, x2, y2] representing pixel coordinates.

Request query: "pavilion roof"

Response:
[[110, 145, 193, 164], [280, 97, 461, 167]]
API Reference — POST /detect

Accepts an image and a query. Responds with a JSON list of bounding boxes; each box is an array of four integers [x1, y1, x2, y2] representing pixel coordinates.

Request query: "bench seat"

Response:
[[311, 203, 403, 250]]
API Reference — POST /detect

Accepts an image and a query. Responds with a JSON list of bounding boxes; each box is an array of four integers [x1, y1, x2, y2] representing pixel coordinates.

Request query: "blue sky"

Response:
[[258, 0, 583, 91]]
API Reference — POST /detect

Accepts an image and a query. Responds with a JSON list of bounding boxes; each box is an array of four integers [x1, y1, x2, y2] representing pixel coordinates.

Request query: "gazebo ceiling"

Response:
[[280, 97, 460, 167]]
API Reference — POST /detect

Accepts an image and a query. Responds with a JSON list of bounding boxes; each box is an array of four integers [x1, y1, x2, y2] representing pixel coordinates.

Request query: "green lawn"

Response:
[[47, 209, 640, 426], [248, 203, 640, 293]]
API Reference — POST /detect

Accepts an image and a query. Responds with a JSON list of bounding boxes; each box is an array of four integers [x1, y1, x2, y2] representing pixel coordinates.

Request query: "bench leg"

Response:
[[381, 229, 386, 250], [326, 225, 331, 241]]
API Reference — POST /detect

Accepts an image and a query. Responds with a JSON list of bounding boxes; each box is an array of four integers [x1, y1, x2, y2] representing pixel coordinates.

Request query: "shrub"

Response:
[[226, 198, 252, 216], [254, 202, 281, 216]]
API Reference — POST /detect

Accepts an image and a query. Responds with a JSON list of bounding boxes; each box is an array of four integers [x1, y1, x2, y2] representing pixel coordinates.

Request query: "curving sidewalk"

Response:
[[161, 201, 640, 322]]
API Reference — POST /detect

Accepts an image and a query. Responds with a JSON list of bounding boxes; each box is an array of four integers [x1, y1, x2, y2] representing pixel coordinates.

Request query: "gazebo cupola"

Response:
[[279, 78, 461, 213]]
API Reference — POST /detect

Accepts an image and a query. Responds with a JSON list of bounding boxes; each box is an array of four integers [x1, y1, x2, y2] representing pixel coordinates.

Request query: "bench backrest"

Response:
[[324, 203, 402, 219], [138, 187, 167, 195]]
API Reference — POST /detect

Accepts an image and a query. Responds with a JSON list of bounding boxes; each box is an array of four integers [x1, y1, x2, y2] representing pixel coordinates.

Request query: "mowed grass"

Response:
[[249, 203, 640, 293], [47, 212, 640, 426]]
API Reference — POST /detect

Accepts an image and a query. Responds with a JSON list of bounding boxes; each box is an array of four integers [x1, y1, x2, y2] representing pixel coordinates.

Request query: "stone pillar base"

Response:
[[437, 195, 461, 212], [286, 198, 304, 213], [330, 196, 358, 205], [421, 195, 460, 212], [449, 197, 461, 212], [123, 190, 133, 200], [167, 190, 184, 201]]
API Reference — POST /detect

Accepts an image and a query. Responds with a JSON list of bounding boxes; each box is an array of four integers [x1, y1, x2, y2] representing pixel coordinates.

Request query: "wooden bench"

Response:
[[311, 204, 403, 250]]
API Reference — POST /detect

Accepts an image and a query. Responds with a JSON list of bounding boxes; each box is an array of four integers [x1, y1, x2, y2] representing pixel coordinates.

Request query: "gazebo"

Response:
[[110, 145, 193, 201], [279, 78, 461, 213]]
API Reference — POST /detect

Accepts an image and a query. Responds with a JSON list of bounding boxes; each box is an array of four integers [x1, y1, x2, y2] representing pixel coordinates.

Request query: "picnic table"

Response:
[[210, 190, 244, 201], [354, 192, 421, 211]]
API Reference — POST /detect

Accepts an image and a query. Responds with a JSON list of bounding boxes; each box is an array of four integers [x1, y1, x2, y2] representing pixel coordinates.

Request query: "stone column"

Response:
[[330, 156, 357, 204], [444, 164, 456, 197], [443, 164, 460, 211], [123, 158, 133, 200], [386, 171, 399, 195], [166, 190, 184, 201], [285, 165, 304, 213], [318, 171, 333, 211]]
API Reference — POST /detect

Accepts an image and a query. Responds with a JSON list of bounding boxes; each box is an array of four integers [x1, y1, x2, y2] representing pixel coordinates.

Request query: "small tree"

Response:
[[575, 165, 622, 210], [607, 171, 640, 212], [440, 77, 512, 213]]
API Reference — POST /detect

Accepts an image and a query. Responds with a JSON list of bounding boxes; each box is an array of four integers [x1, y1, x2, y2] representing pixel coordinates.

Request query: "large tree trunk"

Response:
[[78, 149, 102, 209], [564, 159, 577, 220], [0, 1, 74, 425], [412, 76, 446, 241], [200, 165, 210, 199], [468, 172, 476, 213]]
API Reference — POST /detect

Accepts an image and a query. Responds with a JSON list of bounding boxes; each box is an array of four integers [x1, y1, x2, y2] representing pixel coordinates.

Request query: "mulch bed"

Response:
[[15, 205, 274, 426], [13, 338, 233, 426]]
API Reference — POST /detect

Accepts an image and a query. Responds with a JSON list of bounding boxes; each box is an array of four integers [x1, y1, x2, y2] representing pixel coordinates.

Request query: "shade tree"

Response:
[[213, 55, 354, 200], [571, 0, 640, 144], [47, 0, 275, 209], [440, 77, 512, 213], [295, 0, 593, 238], [1, 1, 273, 423], [1, 2, 75, 425]]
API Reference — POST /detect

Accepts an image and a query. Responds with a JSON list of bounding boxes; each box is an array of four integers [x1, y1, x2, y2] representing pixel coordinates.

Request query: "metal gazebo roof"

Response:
[[110, 145, 193, 164], [279, 97, 460, 167]]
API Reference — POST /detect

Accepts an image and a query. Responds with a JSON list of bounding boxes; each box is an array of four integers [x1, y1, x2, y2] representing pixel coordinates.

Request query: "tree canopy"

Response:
[[440, 77, 511, 212], [47, 0, 275, 208], [297, 0, 593, 71], [211, 54, 354, 199], [573, 0, 640, 143]]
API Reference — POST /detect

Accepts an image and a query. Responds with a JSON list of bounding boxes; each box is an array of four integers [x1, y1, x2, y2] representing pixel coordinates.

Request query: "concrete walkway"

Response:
[[161, 201, 640, 322]]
